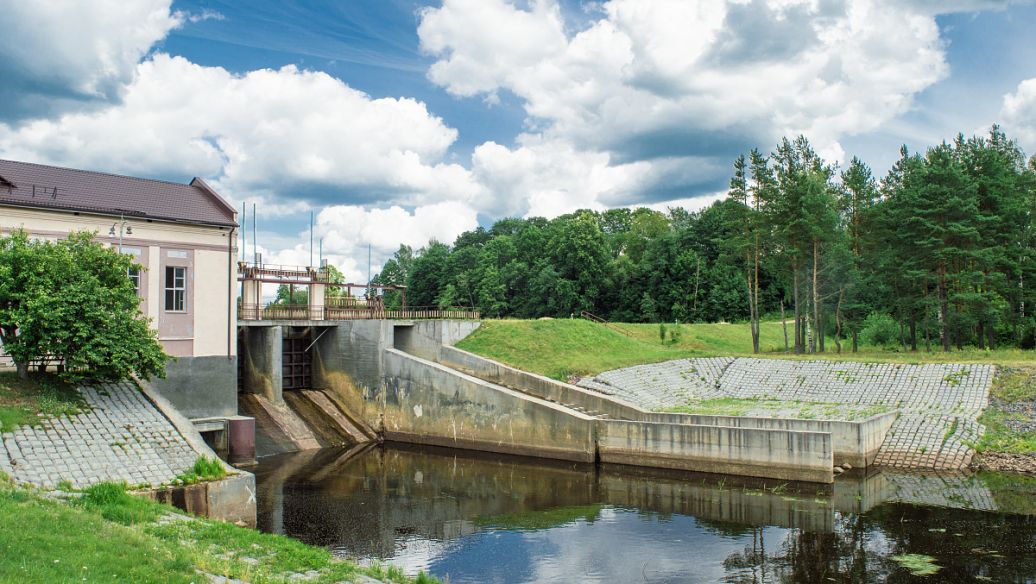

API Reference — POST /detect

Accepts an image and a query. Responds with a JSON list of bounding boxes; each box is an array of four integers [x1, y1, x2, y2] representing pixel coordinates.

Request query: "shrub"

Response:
[[860, 312, 900, 349]]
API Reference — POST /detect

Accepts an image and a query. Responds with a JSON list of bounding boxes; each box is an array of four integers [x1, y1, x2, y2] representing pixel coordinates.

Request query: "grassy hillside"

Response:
[[456, 319, 1031, 380], [0, 477, 436, 583]]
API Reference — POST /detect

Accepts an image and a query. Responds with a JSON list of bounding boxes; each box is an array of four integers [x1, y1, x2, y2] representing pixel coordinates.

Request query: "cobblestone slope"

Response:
[[0, 381, 199, 489], [578, 358, 994, 471]]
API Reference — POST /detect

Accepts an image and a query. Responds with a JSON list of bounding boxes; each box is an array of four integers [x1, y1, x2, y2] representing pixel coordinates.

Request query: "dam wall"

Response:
[[381, 348, 597, 462], [248, 319, 895, 483], [440, 345, 890, 469]]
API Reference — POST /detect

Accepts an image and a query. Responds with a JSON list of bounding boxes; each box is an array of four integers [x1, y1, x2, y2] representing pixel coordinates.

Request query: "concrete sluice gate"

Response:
[[238, 320, 897, 484]]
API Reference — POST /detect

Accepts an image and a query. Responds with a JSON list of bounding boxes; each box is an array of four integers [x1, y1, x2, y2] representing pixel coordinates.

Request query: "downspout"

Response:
[[228, 227, 236, 361]]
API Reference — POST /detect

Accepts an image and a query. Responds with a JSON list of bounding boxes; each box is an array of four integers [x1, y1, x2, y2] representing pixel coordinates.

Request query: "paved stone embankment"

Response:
[[578, 358, 993, 471], [0, 381, 199, 489]]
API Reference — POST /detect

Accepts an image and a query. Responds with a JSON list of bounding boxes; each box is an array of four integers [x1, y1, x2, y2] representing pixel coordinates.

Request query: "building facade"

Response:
[[0, 159, 238, 419]]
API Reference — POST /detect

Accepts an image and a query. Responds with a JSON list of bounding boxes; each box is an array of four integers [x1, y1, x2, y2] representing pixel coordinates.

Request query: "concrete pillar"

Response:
[[240, 326, 283, 403], [242, 280, 261, 320], [309, 283, 325, 321]]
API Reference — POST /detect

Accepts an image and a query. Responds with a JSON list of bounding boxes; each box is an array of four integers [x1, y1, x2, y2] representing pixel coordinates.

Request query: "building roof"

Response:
[[0, 159, 237, 228]]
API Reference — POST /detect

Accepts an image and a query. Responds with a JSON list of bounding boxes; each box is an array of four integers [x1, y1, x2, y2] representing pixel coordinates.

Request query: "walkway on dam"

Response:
[[577, 358, 993, 471]]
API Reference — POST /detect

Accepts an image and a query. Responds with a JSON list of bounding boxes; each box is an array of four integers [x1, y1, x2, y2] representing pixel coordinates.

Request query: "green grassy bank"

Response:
[[0, 476, 436, 584], [978, 367, 1036, 455], [0, 372, 83, 433], [456, 319, 1031, 380]]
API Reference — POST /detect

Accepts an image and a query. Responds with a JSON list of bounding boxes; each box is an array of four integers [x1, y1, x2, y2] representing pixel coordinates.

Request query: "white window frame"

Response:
[[128, 265, 141, 296], [164, 266, 187, 312]]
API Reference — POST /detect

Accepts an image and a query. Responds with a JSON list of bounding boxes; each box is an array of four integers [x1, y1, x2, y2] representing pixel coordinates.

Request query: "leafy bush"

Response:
[[860, 312, 900, 349], [0, 230, 168, 383]]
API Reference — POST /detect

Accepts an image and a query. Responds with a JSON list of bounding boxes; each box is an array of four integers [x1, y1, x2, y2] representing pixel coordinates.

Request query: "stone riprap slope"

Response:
[[578, 357, 735, 410], [0, 381, 199, 489], [578, 358, 994, 471]]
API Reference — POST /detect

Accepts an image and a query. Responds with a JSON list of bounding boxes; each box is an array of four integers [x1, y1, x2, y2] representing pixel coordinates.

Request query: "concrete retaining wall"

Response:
[[393, 321, 482, 362], [145, 472, 257, 527], [440, 346, 645, 421], [150, 355, 238, 419], [438, 346, 889, 470], [239, 326, 283, 404], [642, 411, 898, 468], [382, 348, 597, 462], [598, 419, 834, 483]]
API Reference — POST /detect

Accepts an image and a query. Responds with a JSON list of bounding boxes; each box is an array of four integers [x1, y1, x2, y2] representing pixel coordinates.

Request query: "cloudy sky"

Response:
[[1, 0, 1035, 281]]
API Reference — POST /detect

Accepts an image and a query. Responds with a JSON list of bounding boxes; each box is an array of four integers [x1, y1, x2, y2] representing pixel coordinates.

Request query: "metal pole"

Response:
[[241, 203, 246, 263], [309, 211, 314, 268], [252, 203, 257, 266], [319, 237, 323, 267], [118, 214, 124, 254], [367, 243, 372, 295]]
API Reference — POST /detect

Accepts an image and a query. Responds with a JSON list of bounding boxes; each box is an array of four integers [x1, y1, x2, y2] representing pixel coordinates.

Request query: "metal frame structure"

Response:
[[237, 261, 480, 321]]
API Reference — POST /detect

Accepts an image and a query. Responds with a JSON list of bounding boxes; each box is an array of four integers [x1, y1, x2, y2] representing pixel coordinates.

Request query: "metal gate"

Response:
[[282, 335, 312, 390]]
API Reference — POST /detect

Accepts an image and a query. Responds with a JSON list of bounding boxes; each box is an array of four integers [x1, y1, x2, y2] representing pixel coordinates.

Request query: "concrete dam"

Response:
[[237, 320, 897, 484]]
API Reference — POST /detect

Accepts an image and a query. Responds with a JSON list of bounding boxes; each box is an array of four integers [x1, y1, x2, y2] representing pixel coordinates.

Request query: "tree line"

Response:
[[373, 127, 1036, 353]]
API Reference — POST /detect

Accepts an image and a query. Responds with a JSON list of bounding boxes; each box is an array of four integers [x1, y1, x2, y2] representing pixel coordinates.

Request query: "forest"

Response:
[[370, 127, 1036, 353]]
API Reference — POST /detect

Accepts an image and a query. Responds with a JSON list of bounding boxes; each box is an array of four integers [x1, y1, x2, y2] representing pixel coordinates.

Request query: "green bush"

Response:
[[860, 312, 900, 349]]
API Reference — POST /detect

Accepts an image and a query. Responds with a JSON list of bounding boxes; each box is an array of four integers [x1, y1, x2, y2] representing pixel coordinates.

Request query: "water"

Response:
[[252, 443, 1036, 583]]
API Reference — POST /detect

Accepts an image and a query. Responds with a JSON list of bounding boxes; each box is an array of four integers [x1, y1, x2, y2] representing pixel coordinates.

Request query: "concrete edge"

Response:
[[134, 376, 240, 475], [443, 346, 649, 414], [599, 417, 836, 441], [384, 348, 599, 422]]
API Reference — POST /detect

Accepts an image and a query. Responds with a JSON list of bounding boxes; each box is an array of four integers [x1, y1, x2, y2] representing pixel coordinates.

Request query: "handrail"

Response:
[[580, 310, 633, 337], [238, 306, 480, 321]]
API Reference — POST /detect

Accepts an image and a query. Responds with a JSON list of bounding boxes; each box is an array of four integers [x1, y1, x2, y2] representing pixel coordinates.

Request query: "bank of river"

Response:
[[253, 443, 1036, 583]]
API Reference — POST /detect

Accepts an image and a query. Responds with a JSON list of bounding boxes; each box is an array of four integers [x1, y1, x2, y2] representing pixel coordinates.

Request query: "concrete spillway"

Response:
[[241, 390, 373, 458], [238, 319, 895, 484]]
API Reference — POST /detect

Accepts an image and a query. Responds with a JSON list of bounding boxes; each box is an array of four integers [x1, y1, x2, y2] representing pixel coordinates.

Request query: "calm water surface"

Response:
[[252, 444, 1036, 583]]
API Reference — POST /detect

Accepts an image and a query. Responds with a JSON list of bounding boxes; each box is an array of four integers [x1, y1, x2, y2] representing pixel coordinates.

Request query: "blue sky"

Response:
[[1, 0, 1034, 280]]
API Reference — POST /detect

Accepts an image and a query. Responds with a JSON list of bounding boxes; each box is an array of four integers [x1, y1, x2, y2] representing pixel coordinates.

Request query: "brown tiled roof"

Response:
[[0, 159, 237, 227]]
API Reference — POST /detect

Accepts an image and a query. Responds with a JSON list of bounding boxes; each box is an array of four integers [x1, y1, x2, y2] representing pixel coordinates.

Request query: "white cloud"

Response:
[[417, 0, 960, 215], [1001, 78, 1036, 153], [0, 0, 180, 116], [0, 54, 486, 212], [259, 202, 479, 283], [422, 0, 951, 154]]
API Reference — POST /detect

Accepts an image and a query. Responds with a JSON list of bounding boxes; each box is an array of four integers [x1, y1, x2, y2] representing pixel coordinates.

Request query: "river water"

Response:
[[252, 443, 1036, 583]]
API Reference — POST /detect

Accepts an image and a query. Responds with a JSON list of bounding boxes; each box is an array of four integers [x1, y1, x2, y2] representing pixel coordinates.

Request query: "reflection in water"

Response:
[[252, 443, 1036, 583]]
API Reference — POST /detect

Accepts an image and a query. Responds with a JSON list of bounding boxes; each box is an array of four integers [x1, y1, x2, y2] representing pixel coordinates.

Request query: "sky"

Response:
[[1, 0, 1035, 282]]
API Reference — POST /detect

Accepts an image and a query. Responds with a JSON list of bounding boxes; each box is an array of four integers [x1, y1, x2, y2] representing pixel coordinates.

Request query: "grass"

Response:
[[457, 319, 1031, 380], [976, 366, 1036, 455], [664, 397, 888, 420], [474, 504, 602, 531], [0, 371, 84, 432], [0, 477, 438, 583], [174, 455, 228, 486]]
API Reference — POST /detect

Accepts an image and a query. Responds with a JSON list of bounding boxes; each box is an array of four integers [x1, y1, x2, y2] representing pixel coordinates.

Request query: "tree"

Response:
[[407, 241, 451, 307], [373, 246, 413, 309], [0, 230, 167, 383]]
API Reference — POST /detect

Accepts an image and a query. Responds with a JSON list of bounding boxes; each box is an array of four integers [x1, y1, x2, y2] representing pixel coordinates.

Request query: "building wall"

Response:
[[1, 205, 236, 359], [1, 205, 238, 419]]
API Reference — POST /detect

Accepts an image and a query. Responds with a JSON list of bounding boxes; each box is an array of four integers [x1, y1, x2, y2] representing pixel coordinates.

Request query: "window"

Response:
[[128, 266, 141, 295], [164, 266, 186, 312]]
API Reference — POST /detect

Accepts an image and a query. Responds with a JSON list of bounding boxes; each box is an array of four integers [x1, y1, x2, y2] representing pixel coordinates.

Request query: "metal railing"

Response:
[[580, 310, 633, 337], [238, 305, 479, 321]]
